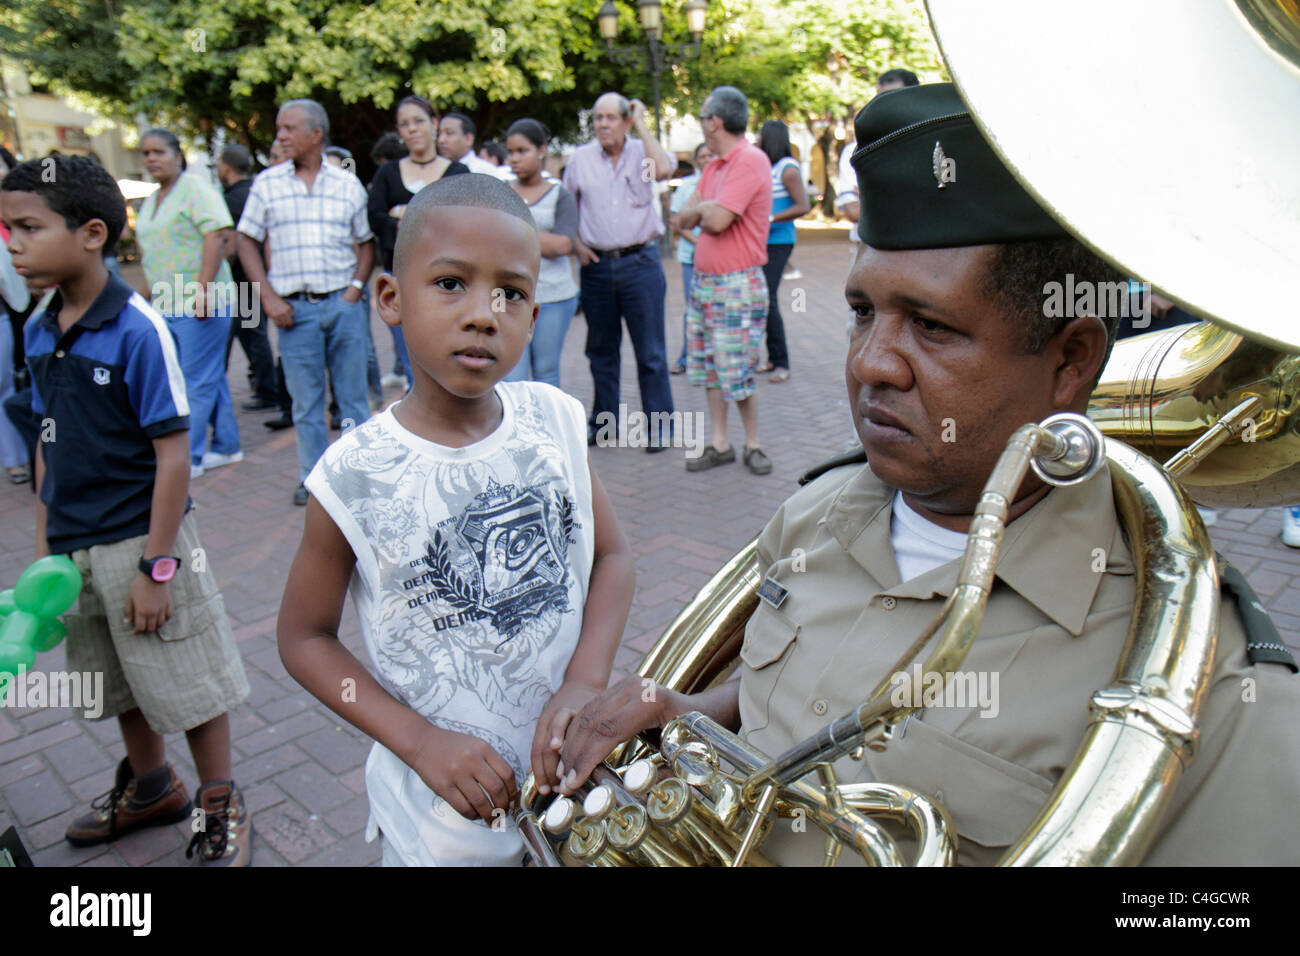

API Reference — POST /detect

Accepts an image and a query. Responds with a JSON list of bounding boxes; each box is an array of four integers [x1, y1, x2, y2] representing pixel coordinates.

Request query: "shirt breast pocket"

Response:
[[739, 601, 799, 669], [738, 601, 801, 736], [624, 174, 653, 208]]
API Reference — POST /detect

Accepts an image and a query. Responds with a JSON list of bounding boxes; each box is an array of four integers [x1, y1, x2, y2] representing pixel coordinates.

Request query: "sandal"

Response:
[[768, 367, 790, 383], [685, 445, 736, 472], [755, 361, 775, 373], [743, 447, 773, 475]]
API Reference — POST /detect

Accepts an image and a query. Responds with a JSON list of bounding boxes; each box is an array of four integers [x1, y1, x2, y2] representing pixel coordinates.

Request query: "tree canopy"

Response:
[[1, 0, 943, 183]]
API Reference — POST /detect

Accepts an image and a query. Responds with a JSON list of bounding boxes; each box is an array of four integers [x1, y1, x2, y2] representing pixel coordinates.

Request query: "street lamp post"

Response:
[[597, 0, 708, 138]]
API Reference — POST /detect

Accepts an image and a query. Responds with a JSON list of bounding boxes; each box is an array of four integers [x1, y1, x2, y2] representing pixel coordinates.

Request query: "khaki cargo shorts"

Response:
[[63, 512, 250, 734]]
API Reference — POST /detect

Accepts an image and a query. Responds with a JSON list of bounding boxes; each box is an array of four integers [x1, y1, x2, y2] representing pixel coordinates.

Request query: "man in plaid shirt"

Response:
[[237, 98, 375, 506]]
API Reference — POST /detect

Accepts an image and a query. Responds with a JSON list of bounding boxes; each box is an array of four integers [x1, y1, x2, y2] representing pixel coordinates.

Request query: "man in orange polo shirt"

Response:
[[678, 86, 775, 475]]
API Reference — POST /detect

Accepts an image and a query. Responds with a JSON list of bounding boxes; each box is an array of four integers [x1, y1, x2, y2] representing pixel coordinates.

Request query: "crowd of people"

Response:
[[1, 65, 1297, 871]]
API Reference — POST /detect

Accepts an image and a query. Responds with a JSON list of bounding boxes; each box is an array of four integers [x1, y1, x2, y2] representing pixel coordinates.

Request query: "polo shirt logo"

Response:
[[93, 367, 111, 386]]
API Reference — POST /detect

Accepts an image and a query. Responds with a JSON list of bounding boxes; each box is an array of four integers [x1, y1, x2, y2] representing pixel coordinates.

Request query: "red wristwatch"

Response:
[[138, 555, 180, 583]]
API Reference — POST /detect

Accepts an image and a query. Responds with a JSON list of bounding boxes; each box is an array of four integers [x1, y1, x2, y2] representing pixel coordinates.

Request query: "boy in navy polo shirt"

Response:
[[1, 156, 252, 866]]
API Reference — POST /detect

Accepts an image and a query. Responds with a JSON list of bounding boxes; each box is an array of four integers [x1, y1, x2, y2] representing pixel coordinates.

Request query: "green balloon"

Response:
[[13, 556, 81, 619], [34, 620, 66, 653], [0, 589, 15, 618], [0, 642, 35, 677]]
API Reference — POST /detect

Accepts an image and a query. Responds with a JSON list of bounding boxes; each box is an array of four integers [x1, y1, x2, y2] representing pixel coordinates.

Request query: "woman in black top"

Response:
[[367, 96, 468, 386], [369, 96, 470, 272]]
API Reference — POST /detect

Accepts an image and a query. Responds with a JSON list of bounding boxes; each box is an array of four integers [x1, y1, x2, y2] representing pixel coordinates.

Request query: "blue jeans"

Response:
[[277, 292, 370, 482], [676, 261, 694, 367], [388, 324, 412, 382], [579, 244, 673, 433], [504, 296, 578, 388], [166, 311, 241, 466], [378, 270, 412, 382], [362, 289, 382, 402]]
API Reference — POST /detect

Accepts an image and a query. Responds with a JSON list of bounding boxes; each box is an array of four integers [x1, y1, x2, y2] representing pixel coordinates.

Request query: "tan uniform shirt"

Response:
[[738, 462, 1300, 866]]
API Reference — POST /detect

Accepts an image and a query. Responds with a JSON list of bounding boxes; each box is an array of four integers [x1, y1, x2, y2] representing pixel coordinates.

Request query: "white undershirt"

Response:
[[890, 491, 969, 582]]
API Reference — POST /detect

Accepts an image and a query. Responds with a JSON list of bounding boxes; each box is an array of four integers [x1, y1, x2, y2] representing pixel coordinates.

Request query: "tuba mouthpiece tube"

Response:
[[517, 810, 565, 867]]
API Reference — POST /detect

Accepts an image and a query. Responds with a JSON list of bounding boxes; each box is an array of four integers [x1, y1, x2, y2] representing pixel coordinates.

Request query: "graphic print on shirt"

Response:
[[423, 477, 578, 645]]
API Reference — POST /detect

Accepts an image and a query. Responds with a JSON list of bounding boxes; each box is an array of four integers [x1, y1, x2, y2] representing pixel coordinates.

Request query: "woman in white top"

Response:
[[502, 119, 580, 389]]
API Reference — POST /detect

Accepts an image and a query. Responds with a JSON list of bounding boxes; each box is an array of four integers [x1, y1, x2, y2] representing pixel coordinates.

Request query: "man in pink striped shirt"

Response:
[[563, 93, 676, 450]]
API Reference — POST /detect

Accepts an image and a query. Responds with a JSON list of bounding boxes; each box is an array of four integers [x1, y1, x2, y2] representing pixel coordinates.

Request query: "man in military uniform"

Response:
[[547, 84, 1300, 865]]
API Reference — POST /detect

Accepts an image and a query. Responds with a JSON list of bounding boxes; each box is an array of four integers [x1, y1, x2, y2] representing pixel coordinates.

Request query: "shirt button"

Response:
[[881, 596, 897, 610], [812, 699, 828, 716]]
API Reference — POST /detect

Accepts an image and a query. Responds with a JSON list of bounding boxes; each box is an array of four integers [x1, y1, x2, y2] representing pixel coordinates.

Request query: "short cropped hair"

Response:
[[878, 69, 920, 88], [982, 238, 1128, 382], [705, 86, 748, 135], [393, 172, 536, 275], [281, 99, 330, 137], [370, 131, 408, 163], [594, 93, 630, 118], [442, 112, 477, 142], [220, 143, 253, 176], [0, 155, 127, 256]]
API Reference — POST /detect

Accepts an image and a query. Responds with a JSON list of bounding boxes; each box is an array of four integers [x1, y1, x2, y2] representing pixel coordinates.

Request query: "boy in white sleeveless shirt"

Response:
[[278, 174, 634, 865]]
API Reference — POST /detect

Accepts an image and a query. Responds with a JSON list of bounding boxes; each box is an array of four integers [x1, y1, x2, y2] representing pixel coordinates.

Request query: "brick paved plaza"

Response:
[[2, 226, 1297, 866]]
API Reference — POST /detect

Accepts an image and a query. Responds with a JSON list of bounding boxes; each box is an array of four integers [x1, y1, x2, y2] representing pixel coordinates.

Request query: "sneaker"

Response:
[[186, 780, 252, 867], [1283, 506, 1300, 548], [201, 449, 244, 471], [293, 483, 310, 506], [381, 372, 409, 389], [66, 758, 193, 847], [190, 464, 205, 480]]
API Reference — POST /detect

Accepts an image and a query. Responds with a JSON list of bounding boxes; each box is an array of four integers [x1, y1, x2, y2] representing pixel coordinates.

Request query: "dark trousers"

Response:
[[224, 311, 279, 404], [3, 387, 39, 494], [761, 243, 794, 370], [579, 244, 673, 431]]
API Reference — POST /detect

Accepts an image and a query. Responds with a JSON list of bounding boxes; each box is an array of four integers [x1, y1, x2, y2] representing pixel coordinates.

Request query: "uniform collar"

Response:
[[823, 457, 1129, 636], [37, 273, 134, 335]]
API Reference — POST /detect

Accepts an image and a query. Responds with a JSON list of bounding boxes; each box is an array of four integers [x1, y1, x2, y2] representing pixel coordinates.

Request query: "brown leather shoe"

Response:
[[66, 758, 193, 847], [187, 780, 252, 867]]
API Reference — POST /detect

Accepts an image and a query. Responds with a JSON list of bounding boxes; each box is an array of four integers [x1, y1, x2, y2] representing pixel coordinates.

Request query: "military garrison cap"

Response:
[[850, 83, 1070, 248]]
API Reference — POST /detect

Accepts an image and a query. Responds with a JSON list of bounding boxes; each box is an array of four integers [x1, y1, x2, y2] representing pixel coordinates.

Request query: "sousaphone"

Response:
[[516, 0, 1300, 866]]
